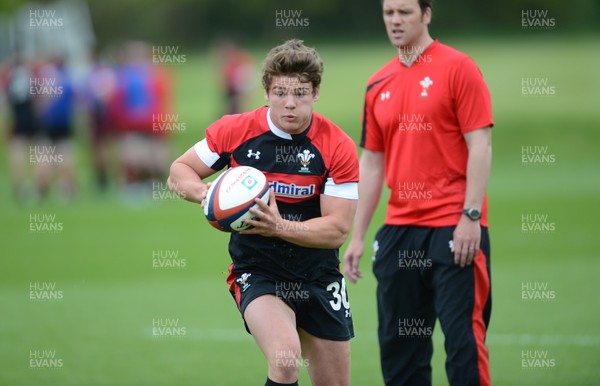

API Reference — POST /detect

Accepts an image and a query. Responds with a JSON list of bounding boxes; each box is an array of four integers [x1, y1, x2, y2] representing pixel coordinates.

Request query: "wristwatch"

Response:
[[462, 208, 481, 221]]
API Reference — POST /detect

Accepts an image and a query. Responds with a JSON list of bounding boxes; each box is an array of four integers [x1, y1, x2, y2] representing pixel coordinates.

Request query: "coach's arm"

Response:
[[342, 149, 385, 283], [242, 189, 357, 250], [453, 126, 492, 267], [167, 146, 217, 205]]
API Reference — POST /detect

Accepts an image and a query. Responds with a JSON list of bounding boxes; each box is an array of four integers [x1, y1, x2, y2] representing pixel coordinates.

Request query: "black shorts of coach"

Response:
[[373, 225, 492, 386], [227, 269, 354, 341]]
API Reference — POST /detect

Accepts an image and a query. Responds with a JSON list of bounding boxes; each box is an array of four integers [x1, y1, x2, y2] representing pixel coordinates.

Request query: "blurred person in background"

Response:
[[1, 52, 42, 202], [35, 54, 77, 200], [111, 41, 171, 198], [85, 49, 118, 192], [213, 37, 257, 115]]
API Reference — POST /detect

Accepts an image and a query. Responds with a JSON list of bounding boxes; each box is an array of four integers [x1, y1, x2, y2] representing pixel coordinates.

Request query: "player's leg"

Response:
[[10, 99, 40, 201], [8, 136, 28, 199], [56, 138, 76, 199], [430, 226, 492, 386], [149, 136, 170, 181], [284, 271, 353, 385], [35, 137, 53, 198], [297, 328, 350, 386], [119, 133, 141, 186], [244, 294, 301, 385], [373, 225, 436, 386]]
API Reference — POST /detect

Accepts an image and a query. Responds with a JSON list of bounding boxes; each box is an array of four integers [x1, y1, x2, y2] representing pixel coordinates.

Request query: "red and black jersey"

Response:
[[195, 105, 359, 281], [361, 40, 494, 227]]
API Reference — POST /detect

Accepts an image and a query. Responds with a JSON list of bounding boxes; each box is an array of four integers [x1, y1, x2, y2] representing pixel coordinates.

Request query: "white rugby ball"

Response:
[[203, 166, 270, 232]]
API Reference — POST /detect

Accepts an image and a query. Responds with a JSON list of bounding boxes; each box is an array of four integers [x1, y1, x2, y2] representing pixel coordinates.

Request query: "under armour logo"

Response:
[[247, 149, 261, 159], [345, 309, 352, 318], [380, 91, 390, 101]]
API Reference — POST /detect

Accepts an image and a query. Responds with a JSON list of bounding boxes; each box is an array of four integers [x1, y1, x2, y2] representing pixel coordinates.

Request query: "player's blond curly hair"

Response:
[[261, 39, 323, 95]]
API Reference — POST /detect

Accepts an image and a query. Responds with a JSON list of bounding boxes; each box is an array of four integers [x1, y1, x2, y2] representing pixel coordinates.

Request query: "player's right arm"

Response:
[[343, 149, 385, 283], [167, 145, 217, 205]]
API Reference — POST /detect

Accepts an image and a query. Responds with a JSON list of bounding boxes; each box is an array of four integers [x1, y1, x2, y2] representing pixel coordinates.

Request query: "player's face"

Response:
[[383, 0, 431, 49], [265, 76, 319, 135]]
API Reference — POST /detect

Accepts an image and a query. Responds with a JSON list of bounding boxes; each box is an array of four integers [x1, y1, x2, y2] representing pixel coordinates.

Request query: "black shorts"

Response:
[[43, 124, 73, 142], [11, 101, 39, 138], [226, 265, 354, 341]]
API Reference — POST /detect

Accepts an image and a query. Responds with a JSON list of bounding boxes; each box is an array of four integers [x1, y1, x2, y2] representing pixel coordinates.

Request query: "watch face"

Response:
[[464, 208, 481, 220], [470, 209, 481, 219]]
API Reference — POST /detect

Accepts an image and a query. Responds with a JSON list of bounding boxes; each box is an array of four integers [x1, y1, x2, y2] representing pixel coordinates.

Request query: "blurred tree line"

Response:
[[1, 0, 598, 49]]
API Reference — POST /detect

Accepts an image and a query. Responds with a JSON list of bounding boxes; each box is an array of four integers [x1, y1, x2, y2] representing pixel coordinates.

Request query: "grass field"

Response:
[[1, 36, 600, 385]]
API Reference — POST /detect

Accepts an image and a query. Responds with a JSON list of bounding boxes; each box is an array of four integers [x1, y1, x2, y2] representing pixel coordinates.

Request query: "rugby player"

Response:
[[168, 39, 358, 386]]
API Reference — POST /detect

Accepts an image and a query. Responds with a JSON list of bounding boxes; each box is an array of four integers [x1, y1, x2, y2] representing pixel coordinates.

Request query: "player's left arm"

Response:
[[453, 127, 492, 267], [241, 189, 357, 249]]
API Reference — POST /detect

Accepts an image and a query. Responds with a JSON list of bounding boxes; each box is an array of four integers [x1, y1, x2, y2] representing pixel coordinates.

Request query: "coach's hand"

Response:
[[452, 217, 481, 267], [343, 239, 364, 284], [241, 189, 282, 237]]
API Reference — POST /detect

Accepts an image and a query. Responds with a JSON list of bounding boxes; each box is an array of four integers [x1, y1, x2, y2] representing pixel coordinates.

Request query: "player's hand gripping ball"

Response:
[[204, 166, 270, 232]]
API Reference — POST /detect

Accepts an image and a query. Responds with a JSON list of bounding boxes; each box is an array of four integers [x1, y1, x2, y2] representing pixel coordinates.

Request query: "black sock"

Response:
[[265, 377, 298, 386]]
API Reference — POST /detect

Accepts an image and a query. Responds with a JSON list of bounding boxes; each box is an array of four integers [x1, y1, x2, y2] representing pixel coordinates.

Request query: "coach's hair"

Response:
[[381, 0, 433, 15], [419, 0, 433, 14], [261, 39, 323, 93]]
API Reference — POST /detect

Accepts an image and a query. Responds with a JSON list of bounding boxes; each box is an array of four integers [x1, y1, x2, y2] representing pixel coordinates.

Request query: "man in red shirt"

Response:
[[343, 0, 493, 385]]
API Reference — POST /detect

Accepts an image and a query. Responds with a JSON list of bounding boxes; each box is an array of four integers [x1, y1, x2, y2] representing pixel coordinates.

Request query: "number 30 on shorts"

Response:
[[326, 278, 350, 311]]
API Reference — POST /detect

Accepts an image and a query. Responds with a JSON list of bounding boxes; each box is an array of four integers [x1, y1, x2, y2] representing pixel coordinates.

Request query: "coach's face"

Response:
[[383, 0, 431, 49], [265, 75, 319, 135]]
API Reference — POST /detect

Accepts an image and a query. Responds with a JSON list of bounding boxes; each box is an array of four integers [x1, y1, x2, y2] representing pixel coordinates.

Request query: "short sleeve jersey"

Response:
[[196, 106, 359, 281], [361, 40, 493, 227]]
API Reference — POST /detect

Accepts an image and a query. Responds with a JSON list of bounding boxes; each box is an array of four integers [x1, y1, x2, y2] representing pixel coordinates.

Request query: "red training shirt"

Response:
[[361, 40, 493, 227]]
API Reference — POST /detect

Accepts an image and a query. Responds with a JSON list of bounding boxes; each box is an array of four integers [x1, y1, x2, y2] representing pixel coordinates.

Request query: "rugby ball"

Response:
[[204, 166, 270, 232]]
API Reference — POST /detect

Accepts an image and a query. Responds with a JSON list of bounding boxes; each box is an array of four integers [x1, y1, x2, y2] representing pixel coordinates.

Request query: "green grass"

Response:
[[1, 36, 599, 385]]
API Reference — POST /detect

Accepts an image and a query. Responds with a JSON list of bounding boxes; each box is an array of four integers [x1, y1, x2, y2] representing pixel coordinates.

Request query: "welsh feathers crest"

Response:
[[297, 149, 315, 173]]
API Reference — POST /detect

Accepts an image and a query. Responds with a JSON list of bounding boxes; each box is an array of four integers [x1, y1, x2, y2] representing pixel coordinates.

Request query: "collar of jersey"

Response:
[[397, 39, 439, 68], [266, 107, 312, 140]]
